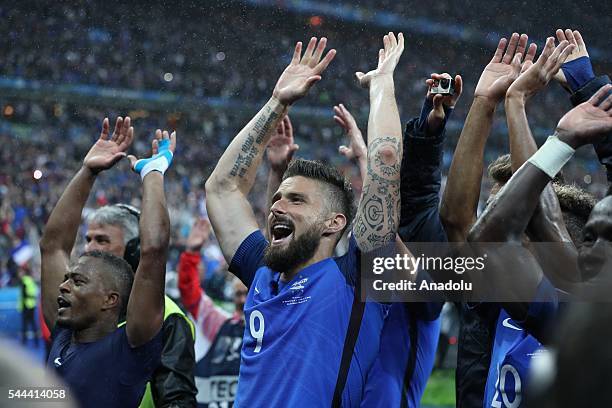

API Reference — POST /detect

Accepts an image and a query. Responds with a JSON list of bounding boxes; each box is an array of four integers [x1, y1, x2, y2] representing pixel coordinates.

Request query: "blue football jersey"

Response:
[[483, 309, 540, 408], [229, 230, 387, 407], [484, 278, 558, 408], [361, 302, 442, 407], [48, 325, 162, 408]]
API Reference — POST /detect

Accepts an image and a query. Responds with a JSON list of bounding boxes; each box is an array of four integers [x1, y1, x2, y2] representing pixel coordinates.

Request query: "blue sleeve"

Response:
[[228, 230, 267, 288], [520, 277, 559, 344], [561, 56, 595, 93], [399, 101, 449, 244], [568, 75, 612, 182], [405, 300, 443, 321], [334, 233, 360, 286], [116, 328, 163, 386]]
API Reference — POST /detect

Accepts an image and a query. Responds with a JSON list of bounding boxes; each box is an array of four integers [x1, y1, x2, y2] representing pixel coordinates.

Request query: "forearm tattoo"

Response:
[[355, 136, 401, 251], [230, 105, 279, 178]]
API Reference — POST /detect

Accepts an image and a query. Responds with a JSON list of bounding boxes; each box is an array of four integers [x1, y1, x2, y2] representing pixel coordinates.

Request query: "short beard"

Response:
[[264, 224, 322, 273]]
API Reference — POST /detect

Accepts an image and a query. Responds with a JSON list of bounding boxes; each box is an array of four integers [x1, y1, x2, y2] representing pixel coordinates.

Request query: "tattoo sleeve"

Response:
[[354, 77, 403, 252], [209, 97, 287, 195]]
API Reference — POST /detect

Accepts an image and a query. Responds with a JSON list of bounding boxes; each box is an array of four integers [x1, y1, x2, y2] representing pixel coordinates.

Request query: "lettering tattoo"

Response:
[[230, 105, 280, 178]]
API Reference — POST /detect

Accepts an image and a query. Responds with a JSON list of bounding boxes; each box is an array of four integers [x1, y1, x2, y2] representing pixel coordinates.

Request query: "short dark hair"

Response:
[[488, 154, 566, 184], [80, 251, 134, 319], [283, 158, 355, 229], [487, 154, 594, 244]]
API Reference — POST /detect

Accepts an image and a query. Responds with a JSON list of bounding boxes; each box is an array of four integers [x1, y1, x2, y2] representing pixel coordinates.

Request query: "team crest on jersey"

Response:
[[283, 277, 311, 306], [289, 278, 308, 291]]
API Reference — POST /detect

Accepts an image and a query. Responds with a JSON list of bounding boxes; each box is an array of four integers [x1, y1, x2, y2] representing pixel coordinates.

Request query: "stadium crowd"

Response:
[[1, 1, 612, 408], [1, 0, 610, 287]]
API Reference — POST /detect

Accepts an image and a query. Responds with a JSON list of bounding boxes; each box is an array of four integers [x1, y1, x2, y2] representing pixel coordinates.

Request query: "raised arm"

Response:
[[505, 37, 575, 235], [178, 218, 210, 317], [466, 86, 612, 323], [178, 218, 231, 339], [441, 33, 528, 242], [353, 32, 404, 251], [265, 115, 299, 216], [40, 117, 133, 329], [399, 73, 462, 242], [125, 130, 175, 347], [206, 37, 335, 264], [554, 29, 612, 187], [334, 103, 367, 180], [469, 85, 612, 243], [506, 38, 572, 170]]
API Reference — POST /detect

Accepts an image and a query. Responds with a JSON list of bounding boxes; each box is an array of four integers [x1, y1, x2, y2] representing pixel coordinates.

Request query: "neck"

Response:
[[280, 242, 334, 282], [72, 316, 118, 343]]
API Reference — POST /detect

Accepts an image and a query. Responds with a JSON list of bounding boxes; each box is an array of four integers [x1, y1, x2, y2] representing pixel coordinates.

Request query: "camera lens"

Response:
[[440, 78, 450, 88]]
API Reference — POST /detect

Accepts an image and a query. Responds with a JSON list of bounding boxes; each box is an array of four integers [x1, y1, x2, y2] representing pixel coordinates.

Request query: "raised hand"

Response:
[[83, 116, 134, 173], [128, 129, 176, 178], [266, 115, 299, 173], [334, 103, 366, 161], [553, 29, 590, 90], [186, 218, 212, 251], [507, 37, 573, 100], [272, 37, 336, 105], [556, 84, 612, 148], [426, 73, 463, 134], [356, 32, 404, 89], [474, 33, 534, 103]]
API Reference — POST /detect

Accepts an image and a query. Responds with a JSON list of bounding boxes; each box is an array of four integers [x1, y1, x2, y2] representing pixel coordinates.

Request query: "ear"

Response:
[[101, 291, 121, 312], [322, 213, 347, 237]]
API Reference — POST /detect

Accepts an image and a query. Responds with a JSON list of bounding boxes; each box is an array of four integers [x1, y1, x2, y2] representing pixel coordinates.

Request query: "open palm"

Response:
[[334, 103, 366, 160], [508, 38, 573, 100], [267, 115, 299, 172], [356, 32, 404, 89], [557, 84, 612, 147], [475, 33, 533, 102], [553, 29, 590, 90], [273, 37, 336, 105], [84, 116, 134, 173]]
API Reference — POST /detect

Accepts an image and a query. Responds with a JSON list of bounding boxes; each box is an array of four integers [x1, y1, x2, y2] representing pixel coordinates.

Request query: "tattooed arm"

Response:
[[206, 37, 335, 263], [353, 32, 404, 252]]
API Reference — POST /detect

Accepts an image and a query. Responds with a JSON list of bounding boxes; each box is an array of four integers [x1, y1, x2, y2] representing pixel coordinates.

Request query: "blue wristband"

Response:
[[561, 56, 595, 93], [133, 139, 174, 179]]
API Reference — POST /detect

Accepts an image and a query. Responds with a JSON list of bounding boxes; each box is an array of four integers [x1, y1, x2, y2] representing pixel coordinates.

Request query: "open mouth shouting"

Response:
[[270, 218, 295, 247], [57, 295, 72, 314]]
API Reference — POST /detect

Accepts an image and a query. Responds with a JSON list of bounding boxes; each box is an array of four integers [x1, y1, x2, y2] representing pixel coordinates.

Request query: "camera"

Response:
[[431, 77, 455, 95]]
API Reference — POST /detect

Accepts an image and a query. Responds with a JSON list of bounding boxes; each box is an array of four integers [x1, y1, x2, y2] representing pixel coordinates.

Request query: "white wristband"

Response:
[[527, 135, 575, 178]]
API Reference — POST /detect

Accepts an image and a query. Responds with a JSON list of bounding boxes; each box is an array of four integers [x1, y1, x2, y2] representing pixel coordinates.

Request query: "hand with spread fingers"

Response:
[[553, 29, 592, 92], [426, 73, 463, 135], [272, 37, 336, 105], [334, 103, 366, 162], [266, 115, 299, 173], [355, 32, 405, 89], [507, 37, 574, 100], [556, 84, 612, 148], [128, 129, 177, 179], [83, 116, 134, 174], [474, 33, 536, 103]]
